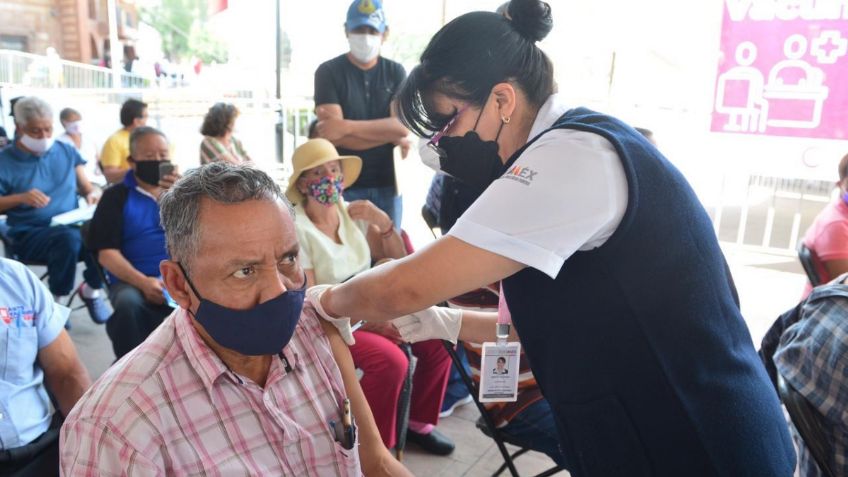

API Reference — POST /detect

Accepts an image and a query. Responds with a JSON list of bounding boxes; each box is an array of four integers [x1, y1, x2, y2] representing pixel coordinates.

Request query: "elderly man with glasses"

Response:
[[60, 163, 410, 476]]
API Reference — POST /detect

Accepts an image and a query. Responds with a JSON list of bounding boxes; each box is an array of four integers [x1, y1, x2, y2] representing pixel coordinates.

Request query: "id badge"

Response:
[[478, 342, 521, 402]]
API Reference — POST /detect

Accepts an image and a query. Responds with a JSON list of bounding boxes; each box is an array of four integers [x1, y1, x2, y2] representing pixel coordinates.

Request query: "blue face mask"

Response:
[[178, 263, 305, 356]]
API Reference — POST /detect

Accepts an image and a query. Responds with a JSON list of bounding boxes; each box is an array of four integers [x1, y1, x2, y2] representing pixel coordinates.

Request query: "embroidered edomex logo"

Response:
[[502, 165, 538, 186], [358, 0, 377, 14]]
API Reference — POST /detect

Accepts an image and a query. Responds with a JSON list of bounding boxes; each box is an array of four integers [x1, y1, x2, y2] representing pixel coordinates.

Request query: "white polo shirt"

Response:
[[448, 94, 629, 279]]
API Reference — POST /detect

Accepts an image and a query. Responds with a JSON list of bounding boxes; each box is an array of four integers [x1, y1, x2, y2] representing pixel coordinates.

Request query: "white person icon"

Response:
[[715, 41, 768, 133], [762, 34, 829, 129]]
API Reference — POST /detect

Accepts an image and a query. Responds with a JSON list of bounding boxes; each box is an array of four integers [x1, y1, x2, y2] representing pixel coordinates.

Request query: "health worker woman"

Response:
[[308, 1, 795, 475]]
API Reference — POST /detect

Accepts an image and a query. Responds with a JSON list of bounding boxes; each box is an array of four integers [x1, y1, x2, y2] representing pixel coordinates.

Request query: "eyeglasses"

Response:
[[426, 105, 469, 158]]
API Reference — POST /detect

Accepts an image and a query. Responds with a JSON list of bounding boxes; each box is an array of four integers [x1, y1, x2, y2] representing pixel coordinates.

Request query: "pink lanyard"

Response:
[[496, 282, 511, 344]]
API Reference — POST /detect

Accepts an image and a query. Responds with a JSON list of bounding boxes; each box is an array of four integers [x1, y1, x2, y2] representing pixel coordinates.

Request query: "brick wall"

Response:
[[0, 0, 96, 63]]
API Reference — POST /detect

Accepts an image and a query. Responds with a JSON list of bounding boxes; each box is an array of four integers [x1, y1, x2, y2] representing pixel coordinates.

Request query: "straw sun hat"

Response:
[[285, 138, 362, 205]]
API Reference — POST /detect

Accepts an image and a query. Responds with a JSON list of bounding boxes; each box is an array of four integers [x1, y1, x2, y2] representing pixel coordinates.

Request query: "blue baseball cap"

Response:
[[346, 0, 387, 33]]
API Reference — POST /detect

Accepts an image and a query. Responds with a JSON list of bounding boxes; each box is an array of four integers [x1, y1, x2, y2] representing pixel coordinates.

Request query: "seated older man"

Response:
[[0, 258, 91, 477], [0, 96, 110, 323], [60, 163, 410, 476], [88, 126, 180, 359]]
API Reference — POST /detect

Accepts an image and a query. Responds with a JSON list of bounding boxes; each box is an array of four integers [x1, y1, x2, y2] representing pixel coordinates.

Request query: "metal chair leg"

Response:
[[442, 341, 520, 477], [394, 343, 414, 462]]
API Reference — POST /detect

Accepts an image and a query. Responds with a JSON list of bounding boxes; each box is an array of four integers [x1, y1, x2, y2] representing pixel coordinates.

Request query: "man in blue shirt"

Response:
[[89, 127, 180, 358], [0, 96, 110, 323], [0, 257, 91, 476]]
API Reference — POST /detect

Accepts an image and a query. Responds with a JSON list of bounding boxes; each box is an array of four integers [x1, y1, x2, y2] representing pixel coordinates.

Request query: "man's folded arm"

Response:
[[315, 103, 408, 150]]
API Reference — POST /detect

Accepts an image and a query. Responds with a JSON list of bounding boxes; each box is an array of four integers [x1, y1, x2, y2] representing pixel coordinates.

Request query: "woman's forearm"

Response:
[[322, 236, 525, 322], [323, 261, 415, 321]]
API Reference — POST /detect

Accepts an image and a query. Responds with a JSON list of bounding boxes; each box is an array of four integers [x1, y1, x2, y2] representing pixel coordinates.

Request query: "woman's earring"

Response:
[[501, 116, 511, 124]]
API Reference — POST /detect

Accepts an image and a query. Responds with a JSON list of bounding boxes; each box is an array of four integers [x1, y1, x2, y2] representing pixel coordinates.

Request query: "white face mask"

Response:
[[64, 120, 82, 135], [418, 137, 442, 172], [20, 134, 54, 155], [348, 33, 382, 63]]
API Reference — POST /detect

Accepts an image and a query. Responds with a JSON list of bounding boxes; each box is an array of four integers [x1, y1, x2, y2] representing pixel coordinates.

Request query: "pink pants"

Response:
[[350, 331, 452, 448]]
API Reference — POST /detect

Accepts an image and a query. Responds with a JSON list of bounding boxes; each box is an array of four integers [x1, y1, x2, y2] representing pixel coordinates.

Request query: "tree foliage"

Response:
[[140, 0, 228, 63]]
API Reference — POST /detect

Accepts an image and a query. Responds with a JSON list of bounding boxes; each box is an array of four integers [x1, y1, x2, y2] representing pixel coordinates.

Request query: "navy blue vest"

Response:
[[501, 108, 795, 476]]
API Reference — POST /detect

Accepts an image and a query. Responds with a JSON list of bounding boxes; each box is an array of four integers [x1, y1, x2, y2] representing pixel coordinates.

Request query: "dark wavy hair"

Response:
[[200, 102, 239, 137], [396, 0, 555, 138]]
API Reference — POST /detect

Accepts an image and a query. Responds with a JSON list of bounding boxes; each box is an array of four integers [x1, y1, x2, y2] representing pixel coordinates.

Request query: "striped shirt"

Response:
[[199, 136, 251, 165], [60, 305, 361, 476], [775, 279, 848, 477]]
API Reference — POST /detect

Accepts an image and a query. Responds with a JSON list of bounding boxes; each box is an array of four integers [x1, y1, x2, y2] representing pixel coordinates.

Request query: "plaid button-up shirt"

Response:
[[60, 306, 360, 476], [775, 284, 848, 477]]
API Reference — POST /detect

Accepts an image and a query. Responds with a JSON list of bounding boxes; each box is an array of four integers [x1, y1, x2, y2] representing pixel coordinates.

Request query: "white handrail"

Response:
[[0, 49, 152, 89]]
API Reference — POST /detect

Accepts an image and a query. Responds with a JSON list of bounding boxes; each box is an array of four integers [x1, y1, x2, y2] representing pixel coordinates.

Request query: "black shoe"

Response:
[[407, 428, 455, 456]]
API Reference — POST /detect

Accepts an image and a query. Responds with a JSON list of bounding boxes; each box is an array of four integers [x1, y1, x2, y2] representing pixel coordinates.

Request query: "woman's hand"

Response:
[[391, 307, 463, 344], [347, 200, 393, 232], [306, 285, 356, 345]]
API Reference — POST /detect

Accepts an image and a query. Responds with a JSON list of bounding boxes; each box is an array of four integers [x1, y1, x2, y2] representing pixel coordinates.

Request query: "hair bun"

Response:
[[507, 0, 553, 43]]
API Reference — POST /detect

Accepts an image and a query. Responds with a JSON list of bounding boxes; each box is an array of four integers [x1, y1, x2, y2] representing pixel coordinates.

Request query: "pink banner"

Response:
[[711, 1, 848, 139]]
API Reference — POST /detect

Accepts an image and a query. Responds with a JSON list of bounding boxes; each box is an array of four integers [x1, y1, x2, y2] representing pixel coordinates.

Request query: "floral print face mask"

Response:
[[307, 175, 344, 206]]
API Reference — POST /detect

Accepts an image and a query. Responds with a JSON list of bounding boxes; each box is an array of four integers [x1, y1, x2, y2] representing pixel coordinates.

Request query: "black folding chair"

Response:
[[0, 219, 84, 311], [441, 341, 565, 477], [421, 205, 441, 239], [798, 243, 823, 287], [394, 343, 414, 461], [1, 220, 48, 282], [777, 373, 836, 477], [352, 327, 415, 461]]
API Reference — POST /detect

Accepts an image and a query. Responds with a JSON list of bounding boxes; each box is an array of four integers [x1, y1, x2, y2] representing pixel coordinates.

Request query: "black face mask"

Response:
[[435, 108, 506, 192], [134, 160, 168, 186]]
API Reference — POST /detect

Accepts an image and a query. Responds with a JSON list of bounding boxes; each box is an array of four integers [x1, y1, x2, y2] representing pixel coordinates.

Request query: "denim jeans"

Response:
[[343, 186, 403, 229], [499, 398, 569, 469], [106, 282, 172, 359], [10, 225, 102, 296]]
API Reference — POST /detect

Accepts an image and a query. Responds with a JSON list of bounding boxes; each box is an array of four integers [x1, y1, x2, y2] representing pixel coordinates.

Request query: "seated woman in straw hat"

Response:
[[287, 139, 455, 456]]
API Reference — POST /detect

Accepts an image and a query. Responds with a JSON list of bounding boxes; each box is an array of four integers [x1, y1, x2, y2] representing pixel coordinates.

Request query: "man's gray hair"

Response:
[[129, 126, 168, 156], [159, 162, 293, 267], [14, 96, 53, 125]]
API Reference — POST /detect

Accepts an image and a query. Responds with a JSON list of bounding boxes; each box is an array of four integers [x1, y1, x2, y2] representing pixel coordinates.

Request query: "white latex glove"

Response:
[[391, 307, 463, 344], [306, 284, 356, 345]]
